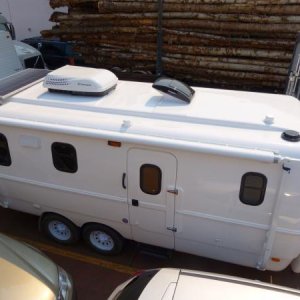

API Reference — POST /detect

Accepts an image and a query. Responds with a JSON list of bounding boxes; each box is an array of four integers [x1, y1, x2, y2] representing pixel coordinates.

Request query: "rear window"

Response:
[[239, 172, 267, 206], [117, 269, 159, 300], [0, 133, 11, 166]]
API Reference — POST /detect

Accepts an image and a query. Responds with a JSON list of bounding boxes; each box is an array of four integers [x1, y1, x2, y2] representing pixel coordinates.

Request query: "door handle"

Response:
[[167, 188, 178, 195], [122, 173, 126, 189], [167, 226, 177, 232], [132, 199, 139, 206]]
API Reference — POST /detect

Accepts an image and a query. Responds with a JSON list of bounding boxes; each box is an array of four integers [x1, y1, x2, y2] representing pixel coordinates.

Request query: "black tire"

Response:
[[41, 213, 80, 245], [82, 223, 124, 255]]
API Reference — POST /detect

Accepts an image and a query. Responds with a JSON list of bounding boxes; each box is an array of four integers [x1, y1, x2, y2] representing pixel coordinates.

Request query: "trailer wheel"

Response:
[[82, 224, 124, 255], [41, 213, 80, 245]]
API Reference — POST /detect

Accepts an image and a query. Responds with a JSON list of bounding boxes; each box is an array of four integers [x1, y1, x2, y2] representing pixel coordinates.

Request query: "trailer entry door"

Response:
[[127, 148, 177, 249]]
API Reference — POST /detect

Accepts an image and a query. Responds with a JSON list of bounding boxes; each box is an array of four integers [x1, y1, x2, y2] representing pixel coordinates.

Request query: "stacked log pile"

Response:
[[42, 0, 300, 92]]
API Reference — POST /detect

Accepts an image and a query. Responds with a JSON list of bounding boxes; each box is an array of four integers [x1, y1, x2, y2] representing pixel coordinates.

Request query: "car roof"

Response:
[[140, 268, 300, 300], [174, 270, 300, 300]]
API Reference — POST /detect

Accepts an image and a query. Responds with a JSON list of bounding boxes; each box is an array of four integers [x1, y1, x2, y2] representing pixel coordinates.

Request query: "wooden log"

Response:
[[42, 26, 299, 41], [96, 1, 300, 15], [85, 57, 156, 69], [50, 0, 300, 15], [164, 64, 285, 83], [164, 54, 289, 68], [41, 25, 157, 38], [54, 16, 300, 34], [163, 19, 300, 32], [163, 31, 294, 50], [53, 11, 300, 24], [162, 56, 288, 75], [50, 11, 68, 22], [165, 44, 292, 60], [50, 0, 300, 6]]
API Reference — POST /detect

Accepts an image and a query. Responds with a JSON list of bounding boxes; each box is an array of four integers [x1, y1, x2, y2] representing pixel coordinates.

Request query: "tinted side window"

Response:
[[239, 172, 267, 206], [0, 133, 11, 166], [51, 142, 77, 173], [140, 164, 162, 195]]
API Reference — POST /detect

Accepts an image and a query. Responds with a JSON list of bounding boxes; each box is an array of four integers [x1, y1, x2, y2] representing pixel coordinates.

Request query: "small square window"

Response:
[[51, 142, 77, 173], [0, 133, 11, 166]]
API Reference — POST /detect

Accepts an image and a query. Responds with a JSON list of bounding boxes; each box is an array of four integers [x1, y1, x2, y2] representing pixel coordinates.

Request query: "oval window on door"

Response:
[[140, 164, 162, 195]]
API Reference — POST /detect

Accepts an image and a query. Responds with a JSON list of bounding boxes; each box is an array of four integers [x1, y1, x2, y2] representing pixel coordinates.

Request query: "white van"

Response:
[[0, 65, 300, 273]]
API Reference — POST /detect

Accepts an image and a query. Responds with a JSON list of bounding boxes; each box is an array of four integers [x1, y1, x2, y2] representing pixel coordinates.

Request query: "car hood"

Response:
[[13, 40, 41, 60], [0, 233, 58, 299]]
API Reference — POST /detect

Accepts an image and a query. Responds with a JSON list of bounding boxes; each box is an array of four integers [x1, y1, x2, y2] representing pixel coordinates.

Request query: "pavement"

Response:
[[1, 206, 300, 299]]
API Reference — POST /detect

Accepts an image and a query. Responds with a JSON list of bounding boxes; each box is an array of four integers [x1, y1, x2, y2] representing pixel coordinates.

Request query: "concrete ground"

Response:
[[1, 207, 300, 299]]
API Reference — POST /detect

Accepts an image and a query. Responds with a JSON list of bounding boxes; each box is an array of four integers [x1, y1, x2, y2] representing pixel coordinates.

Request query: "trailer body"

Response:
[[1, 66, 300, 272]]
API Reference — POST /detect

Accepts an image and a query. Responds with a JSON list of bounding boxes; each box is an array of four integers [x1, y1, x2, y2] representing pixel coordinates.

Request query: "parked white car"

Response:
[[109, 268, 300, 300], [0, 232, 74, 300]]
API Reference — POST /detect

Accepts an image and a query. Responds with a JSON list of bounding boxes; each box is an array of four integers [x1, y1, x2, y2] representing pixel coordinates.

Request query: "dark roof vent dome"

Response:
[[152, 77, 195, 103], [281, 130, 300, 142]]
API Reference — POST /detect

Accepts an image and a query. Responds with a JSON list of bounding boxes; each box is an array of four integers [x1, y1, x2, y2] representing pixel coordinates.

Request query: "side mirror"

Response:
[[6, 22, 15, 40]]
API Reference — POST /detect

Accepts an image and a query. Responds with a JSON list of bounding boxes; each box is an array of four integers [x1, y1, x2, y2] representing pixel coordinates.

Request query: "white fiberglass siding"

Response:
[[0, 126, 131, 238]]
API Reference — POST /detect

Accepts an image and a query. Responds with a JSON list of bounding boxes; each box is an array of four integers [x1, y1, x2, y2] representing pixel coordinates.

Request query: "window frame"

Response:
[[0, 133, 11, 167], [140, 164, 162, 195], [239, 172, 267, 206], [51, 142, 78, 173]]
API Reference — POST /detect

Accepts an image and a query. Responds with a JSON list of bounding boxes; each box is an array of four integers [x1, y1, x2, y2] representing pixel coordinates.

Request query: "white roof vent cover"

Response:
[[43, 65, 118, 96]]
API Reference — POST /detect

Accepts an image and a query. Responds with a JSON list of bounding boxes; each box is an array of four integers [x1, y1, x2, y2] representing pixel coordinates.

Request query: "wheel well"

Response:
[[38, 212, 78, 231], [81, 222, 123, 239], [38, 212, 51, 231]]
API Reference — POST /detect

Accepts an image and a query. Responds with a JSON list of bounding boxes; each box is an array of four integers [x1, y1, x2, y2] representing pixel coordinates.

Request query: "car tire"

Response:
[[82, 223, 124, 255], [41, 213, 80, 245]]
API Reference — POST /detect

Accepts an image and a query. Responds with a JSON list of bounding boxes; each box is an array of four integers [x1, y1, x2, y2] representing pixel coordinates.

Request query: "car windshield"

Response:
[[0, 23, 8, 31], [117, 270, 159, 300]]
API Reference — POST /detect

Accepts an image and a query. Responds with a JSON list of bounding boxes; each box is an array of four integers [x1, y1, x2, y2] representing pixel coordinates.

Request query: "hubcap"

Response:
[[48, 220, 71, 241], [90, 230, 114, 251]]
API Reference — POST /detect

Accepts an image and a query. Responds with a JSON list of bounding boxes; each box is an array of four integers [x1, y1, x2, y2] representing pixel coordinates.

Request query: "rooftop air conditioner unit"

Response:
[[43, 65, 118, 96]]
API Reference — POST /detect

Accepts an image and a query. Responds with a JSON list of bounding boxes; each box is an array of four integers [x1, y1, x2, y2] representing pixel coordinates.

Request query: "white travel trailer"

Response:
[[0, 65, 300, 273]]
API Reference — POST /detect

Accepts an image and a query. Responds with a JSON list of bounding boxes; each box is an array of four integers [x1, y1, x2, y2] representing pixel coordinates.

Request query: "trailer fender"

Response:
[[291, 254, 300, 273]]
